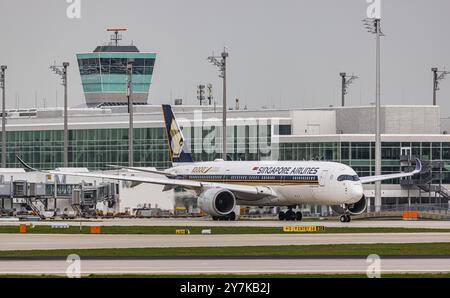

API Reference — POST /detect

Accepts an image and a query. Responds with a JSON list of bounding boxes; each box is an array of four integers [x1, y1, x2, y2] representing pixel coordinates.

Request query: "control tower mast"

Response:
[[107, 28, 127, 46]]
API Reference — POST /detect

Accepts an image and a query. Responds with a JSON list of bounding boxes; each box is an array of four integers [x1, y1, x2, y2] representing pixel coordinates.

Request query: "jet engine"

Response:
[[331, 195, 367, 215], [198, 188, 236, 217], [347, 195, 367, 215]]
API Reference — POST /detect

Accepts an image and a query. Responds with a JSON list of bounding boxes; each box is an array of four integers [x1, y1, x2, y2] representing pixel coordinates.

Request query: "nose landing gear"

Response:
[[339, 214, 351, 223], [339, 204, 352, 223]]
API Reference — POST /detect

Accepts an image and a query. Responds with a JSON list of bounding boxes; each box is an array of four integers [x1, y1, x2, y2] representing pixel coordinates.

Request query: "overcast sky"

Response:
[[1, 0, 450, 116]]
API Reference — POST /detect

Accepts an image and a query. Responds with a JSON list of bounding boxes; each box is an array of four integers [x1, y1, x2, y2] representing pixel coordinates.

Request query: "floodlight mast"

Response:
[[127, 59, 134, 167], [50, 62, 69, 168], [0, 65, 6, 168], [432, 67, 450, 106], [208, 48, 229, 161], [363, 17, 384, 211]]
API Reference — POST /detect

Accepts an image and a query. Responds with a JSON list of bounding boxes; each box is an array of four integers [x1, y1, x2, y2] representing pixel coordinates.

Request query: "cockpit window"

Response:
[[337, 175, 360, 182]]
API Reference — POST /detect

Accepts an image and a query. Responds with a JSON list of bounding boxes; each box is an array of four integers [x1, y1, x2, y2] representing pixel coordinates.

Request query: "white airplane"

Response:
[[17, 105, 422, 223]]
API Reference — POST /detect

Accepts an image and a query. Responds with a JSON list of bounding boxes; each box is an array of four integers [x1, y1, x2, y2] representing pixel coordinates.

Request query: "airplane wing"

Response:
[[106, 165, 177, 177], [359, 159, 422, 184], [17, 156, 274, 199]]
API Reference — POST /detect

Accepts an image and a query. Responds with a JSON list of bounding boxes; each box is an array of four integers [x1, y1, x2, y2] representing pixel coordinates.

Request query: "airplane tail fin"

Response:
[[162, 104, 194, 163]]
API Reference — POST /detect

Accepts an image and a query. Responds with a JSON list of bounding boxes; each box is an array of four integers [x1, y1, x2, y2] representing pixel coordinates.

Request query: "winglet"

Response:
[[16, 155, 37, 172], [414, 158, 422, 174]]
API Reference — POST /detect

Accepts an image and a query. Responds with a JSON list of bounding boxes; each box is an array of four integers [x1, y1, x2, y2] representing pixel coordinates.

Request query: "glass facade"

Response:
[[5, 128, 170, 170], [2, 124, 272, 170], [278, 142, 450, 184], [76, 52, 156, 95], [184, 124, 272, 162], [2, 125, 449, 185]]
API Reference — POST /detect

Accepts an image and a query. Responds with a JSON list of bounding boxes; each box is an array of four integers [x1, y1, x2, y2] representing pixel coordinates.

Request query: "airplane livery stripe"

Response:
[[176, 175, 319, 185]]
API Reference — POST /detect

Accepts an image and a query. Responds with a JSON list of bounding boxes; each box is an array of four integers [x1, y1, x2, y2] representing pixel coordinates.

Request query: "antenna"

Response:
[[207, 83, 213, 105], [339, 72, 359, 106], [107, 28, 128, 46], [197, 84, 206, 105], [432, 67, 450, 105]]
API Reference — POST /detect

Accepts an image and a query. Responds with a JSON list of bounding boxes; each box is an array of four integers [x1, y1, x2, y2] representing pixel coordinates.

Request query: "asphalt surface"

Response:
[[2, 218, 450, 229], [0, 257, 449, 275], [1, 233, 450, 251]]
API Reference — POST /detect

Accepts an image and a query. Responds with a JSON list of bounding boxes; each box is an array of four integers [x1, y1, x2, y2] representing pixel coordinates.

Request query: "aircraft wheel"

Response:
[[212, 216, 219, 221], [295, 211, 303, 221], [339, 214, 351, 223], [285, 210, 296, 221], [278, 212, 285, 221], [228, 212, 236, 221]]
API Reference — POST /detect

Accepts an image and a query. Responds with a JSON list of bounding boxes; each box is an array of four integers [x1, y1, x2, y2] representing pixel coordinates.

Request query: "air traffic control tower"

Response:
[[77, 29, 156, 107]]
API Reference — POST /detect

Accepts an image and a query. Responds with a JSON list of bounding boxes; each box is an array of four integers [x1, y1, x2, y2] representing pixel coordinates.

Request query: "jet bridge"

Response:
[[0, 171, 119, 219]]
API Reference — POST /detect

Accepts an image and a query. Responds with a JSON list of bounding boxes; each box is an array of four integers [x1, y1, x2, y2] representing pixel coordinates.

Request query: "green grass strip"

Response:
[[0, 243, 449, 257]]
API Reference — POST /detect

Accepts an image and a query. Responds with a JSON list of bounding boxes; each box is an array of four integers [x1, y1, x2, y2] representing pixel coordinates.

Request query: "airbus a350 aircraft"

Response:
[[18, 105, 422, 223]]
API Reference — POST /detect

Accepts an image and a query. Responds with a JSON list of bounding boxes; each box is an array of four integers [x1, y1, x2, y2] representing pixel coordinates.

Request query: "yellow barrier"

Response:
[[175, 229, 190, 235], [283, 226, 325, 233]]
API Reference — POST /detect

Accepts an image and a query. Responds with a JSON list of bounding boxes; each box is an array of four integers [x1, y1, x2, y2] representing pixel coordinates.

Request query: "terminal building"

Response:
[[1, 104, 449, 213], [0, 31, 449, 216]]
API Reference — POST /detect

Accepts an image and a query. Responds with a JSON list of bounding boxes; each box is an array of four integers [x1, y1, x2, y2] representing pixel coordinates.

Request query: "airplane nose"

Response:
[[351, 184, 364, 200]]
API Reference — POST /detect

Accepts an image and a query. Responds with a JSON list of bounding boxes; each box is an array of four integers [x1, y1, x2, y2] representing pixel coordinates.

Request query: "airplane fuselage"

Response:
[[170, 160, 364, 207]]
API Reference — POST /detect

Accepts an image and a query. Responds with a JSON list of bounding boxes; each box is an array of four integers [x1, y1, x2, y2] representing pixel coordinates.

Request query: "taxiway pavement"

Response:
[[1, 233, 450, 251], [0, 257, 449, 275]]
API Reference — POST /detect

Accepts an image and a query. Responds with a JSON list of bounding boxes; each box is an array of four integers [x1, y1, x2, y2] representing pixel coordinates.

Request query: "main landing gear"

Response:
[[278, 207, 302, 221], [212, 212, 236, 221]]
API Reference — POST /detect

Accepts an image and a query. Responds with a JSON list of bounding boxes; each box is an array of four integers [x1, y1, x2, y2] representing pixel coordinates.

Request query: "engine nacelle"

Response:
[[347, 195, 367, 215], [198, 188, 236, 217], [331, 195, 367, 215]]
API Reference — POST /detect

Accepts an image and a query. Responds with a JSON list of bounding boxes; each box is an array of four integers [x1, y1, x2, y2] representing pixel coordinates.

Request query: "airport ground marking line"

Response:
[[2, 270, 450, 274]]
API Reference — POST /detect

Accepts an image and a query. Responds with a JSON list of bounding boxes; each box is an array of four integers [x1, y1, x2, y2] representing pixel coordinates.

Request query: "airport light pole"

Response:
[[432, 67, 450, 106], [127, 60, 134, 167], [0, 66, 6, 168], [340, 72, 359, 107], [363, 18, 384, 211], [208, 49, 229, 161], [50, 62, 70, 168]]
